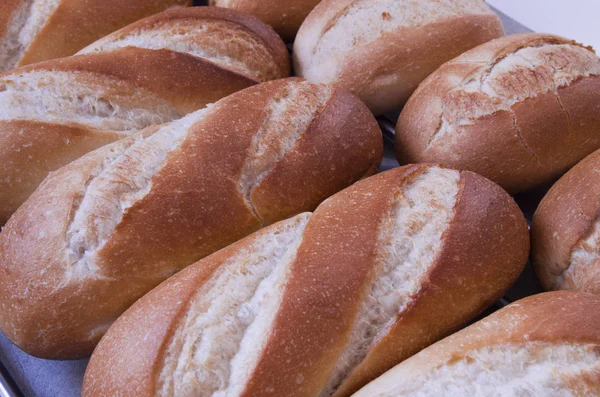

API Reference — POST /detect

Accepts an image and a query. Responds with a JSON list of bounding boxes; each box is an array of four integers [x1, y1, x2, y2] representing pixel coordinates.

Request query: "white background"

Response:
[[488, 0, 600, 51]]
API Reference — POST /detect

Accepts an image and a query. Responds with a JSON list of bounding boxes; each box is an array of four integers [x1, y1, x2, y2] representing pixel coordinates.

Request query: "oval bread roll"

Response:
[[396, 33, 600, 193], [353, 291, 600, 397], [209, 0, 321, 42], [0, 6, 290, 224], [532, 149, 600, 295], [293, 0, 504, 115], [81, 164, 529, 397], [0, 0, 191, 72], [0, 78, 382, 360], [78, 6, 290, 83]]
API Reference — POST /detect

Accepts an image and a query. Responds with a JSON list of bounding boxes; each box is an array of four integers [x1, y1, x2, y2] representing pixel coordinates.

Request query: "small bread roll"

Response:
[[396, 33, 600, 193], [532, 149, 600, 295], [293, 0, 504, 115]]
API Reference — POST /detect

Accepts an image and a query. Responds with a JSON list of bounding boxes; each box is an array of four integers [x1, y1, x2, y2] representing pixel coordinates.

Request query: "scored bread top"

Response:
[[0, 0, 192, 71], [396, 33, 600, 193], [0, 78, 382, 359], [293, 0, 503, 114], [0, 14, 289, 224], [532, 149, 600, 294], [81, 164, 528, 396], [78, 7, 290, 82], [353, 292, 600, 396]]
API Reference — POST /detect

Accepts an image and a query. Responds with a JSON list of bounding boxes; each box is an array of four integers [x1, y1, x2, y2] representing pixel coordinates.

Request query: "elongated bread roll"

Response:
[[0, 6, 289, 224], [293, 0, 504, 115], [532, 149, 600, 295], [0, 78, 382, 360], [0, 0, 191, 72], [209, 0, 321, 42], [353, 291, 600, 397], [78, 6, 290, 83], [396, 33, 600, 193], [81, 164, 529, 396]]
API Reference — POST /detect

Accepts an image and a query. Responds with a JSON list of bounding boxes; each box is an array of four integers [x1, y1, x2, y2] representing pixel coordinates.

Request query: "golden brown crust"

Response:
[[210, 0, 321, 42], [0, 0, 24, 40], [293, 0, 504, 115], [332, 170, 530, 396], [16, 0, 192, 67], [82, 223, 281, 397], [82, 6, 290, 80], [251, 89, 383, 224], [532, 149, 600, 293], [354, 291, 600, 395], [79, 165, 528, 396], [242, 166, 422, 397], [20, 46, 257, 114], [0, 120, 125, 223], [0, 78, 382, 359], [0, 42, 272, 225], [396, 33, 600, 193]]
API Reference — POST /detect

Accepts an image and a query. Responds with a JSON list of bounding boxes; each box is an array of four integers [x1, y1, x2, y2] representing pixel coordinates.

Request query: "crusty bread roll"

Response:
[[532, 149, 600, 295], [81, 164, 529, 396], [209, 0, 321, 42], [0, 0, 191, 72], [293, 0, 504, 115], [353, 291, 600, 397], [0, 78, 382, 360], [396, 33, 600, 193], [77, 6, 290, 83], [0, 6, 290, 225]]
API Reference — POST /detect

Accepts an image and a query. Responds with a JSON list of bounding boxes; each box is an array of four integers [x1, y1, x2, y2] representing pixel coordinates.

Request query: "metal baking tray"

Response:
[[0, 8, 537, 397]]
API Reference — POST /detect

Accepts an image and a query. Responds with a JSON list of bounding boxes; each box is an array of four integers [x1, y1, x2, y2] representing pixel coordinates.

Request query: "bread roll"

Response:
[[293, 0, 504, 115], [0, 78, 382, 360], [396, 33, 600, 193], [353, 291, 600, 397], [0, 0, 191, 72], [209, 0, 321, 42], [532, 149, 600, 295], [0, 6, 290, 224], [78, 6, 290, 83], [81, 164, 529, 396]]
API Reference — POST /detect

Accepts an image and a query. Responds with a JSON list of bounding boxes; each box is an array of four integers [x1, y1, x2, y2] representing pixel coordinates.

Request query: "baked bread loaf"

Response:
[[0, 78, 382, 360], [353, 291, 600, 396], [77, 6, 290, 83], [396, 33, 600, 193], [293, 0, 504, 115], [0, 7, 289, 224], [532, 149, 600, 295], [209, 0, 321, 42], [81, 164, 529, 396], [0, 0, 191, 72]]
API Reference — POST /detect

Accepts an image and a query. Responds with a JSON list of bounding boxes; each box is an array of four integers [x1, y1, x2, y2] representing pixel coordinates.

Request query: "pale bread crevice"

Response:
[[0, 0, 34, 71], [79, 19, 280, 82], [427, 43, 600, 148], [237, 80, 333, 224], [0, 0, 61, 71], [509, 109, 539, 161], [311, 0, 494, 69], [156, 214, 311, 397], [0, 70, 182, 132], [374, 343, 600, 396], [563, 217, 600, 289], [321, 166, 461, 396], [65, 108, 213, 281]]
